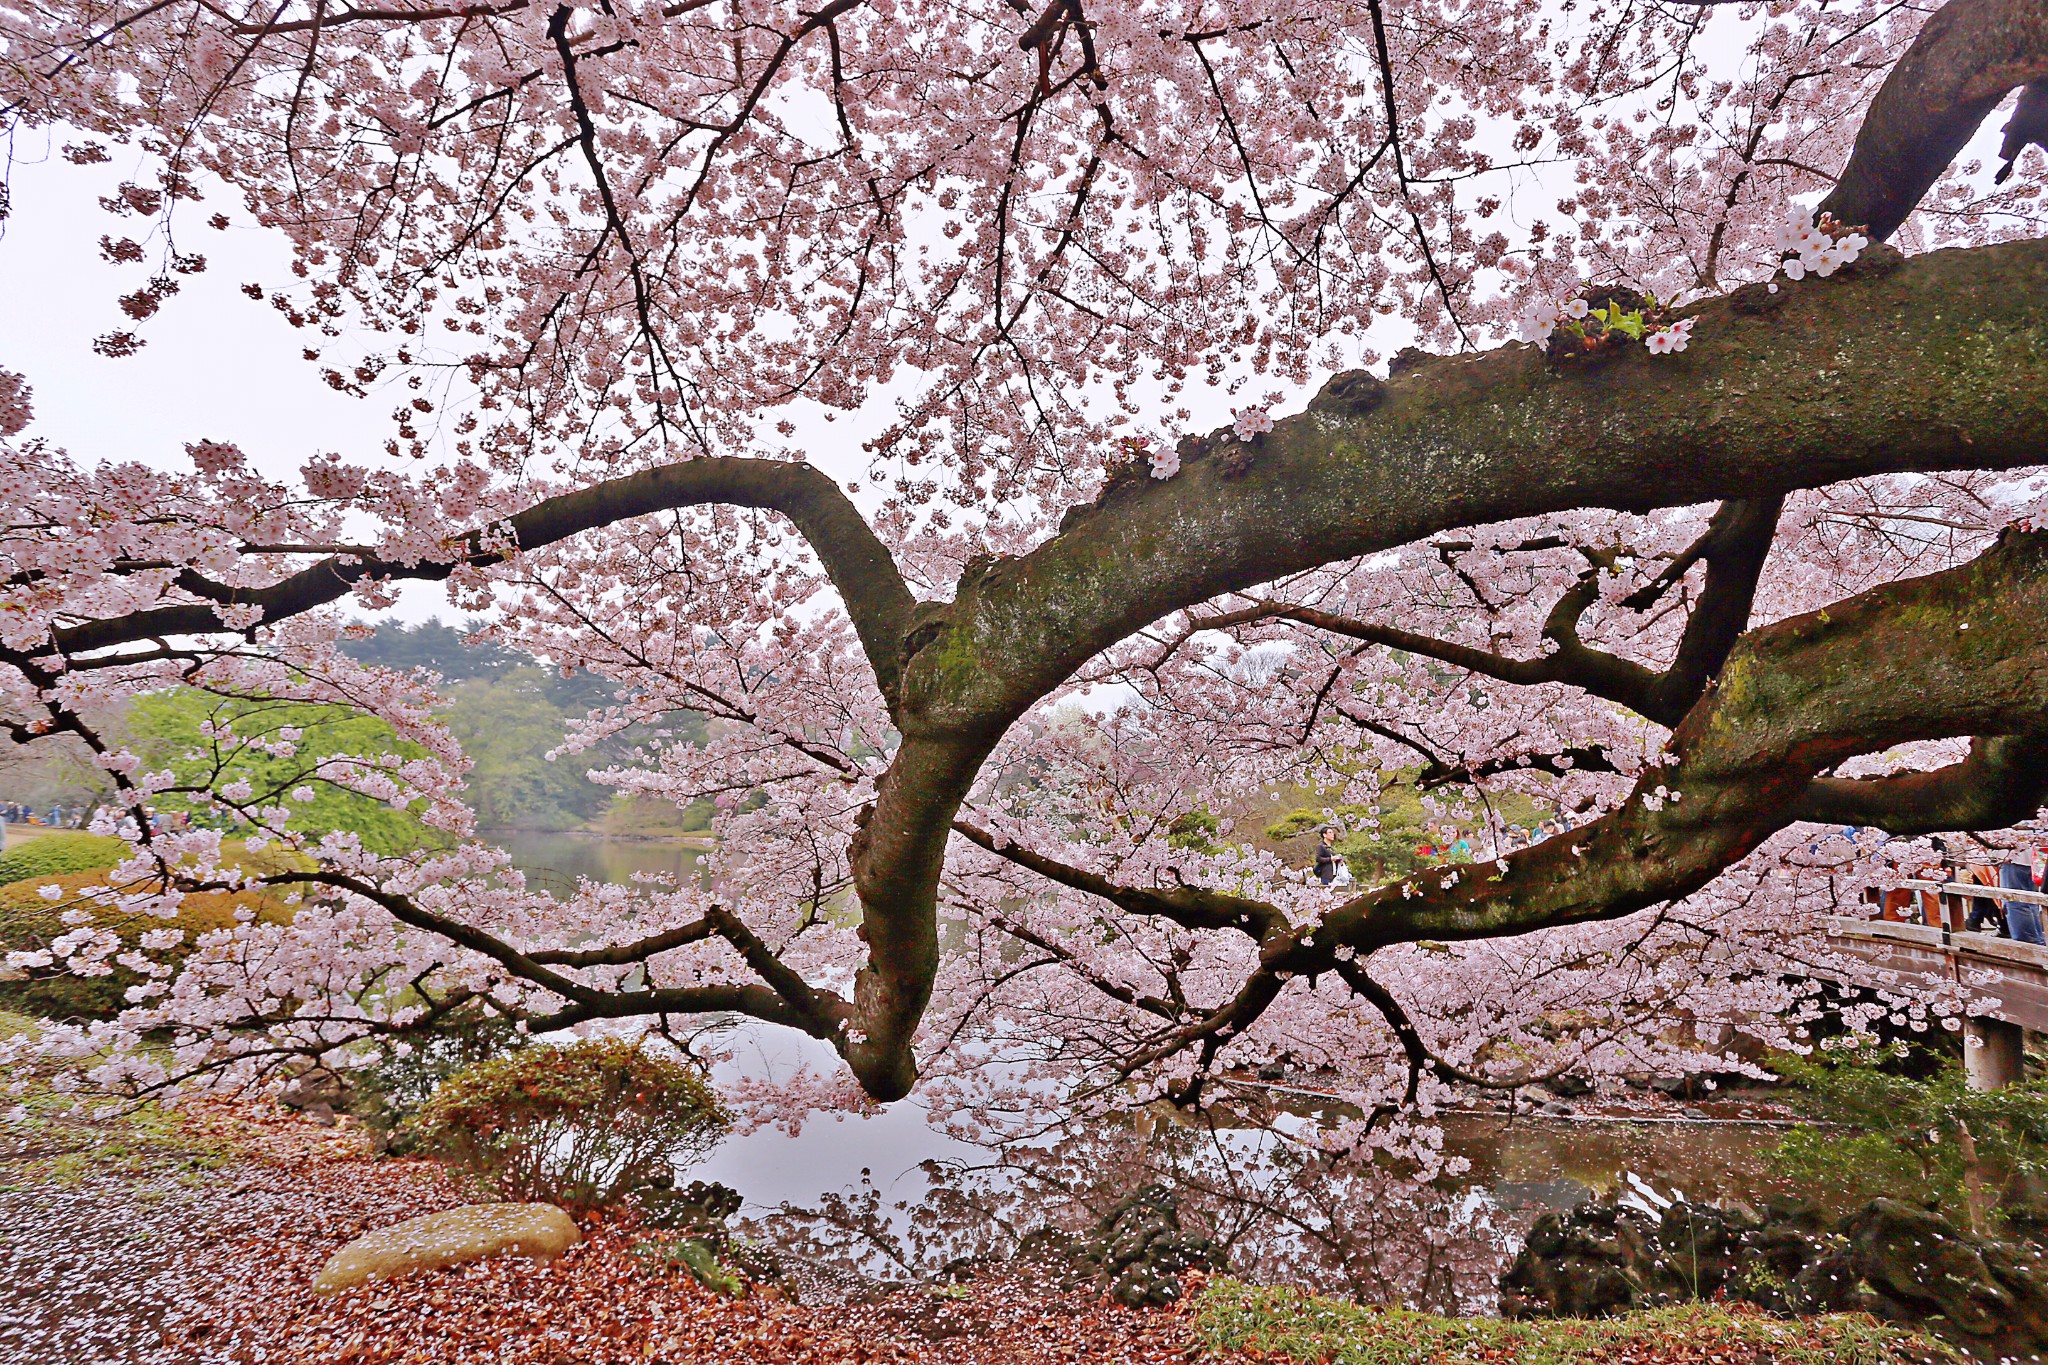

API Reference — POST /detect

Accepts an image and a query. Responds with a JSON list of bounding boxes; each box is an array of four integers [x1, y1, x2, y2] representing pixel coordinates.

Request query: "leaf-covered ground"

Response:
[[0, 1075, 1948, 1365]]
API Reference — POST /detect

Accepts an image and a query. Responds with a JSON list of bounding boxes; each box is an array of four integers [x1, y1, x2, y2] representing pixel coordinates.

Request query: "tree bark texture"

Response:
[[36, 242, 2048, 1100]]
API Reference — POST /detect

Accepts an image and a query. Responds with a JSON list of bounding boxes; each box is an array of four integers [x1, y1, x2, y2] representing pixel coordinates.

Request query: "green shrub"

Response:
[[1768, 1046, 2048, 1232], [127, 687, 441, 854], [404, 1039, 728, 1207], [0, 864, 294, 1020], [1167, 808, 1222, 853], [0, 832, 126, 885], [631, 1235, 746, 1296], [1265, 805, 1432, 881]]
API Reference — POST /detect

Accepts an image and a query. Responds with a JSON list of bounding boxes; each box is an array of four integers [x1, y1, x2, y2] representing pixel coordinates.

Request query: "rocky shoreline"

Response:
[[1502, 1189, 2048, 1361]]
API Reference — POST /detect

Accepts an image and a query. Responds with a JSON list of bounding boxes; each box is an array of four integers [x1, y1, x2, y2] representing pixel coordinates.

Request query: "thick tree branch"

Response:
[[1791, 731, 2048, 834], [914, 239, 2048, 740], [828, 242, 2047, 1101], [1642, 494, 1786, 721], [525, 916, 720, 966], [1413, 744, 1620, 791], [702, 902, 852, 1036], [1998, 80, 2048, 182], [1820, 0, 2048, 241], [1308, 527, 2048, 957], [53, 457, 917, 704], [1089, 530, 2048, 1069]]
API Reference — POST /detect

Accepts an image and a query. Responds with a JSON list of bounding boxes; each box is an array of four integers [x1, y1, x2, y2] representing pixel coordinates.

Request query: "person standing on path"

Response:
[[1313, 829, 1338, 887], [1964, 862, 2006, 935]]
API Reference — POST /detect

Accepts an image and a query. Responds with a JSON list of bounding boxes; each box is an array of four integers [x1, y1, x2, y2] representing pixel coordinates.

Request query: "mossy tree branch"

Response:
[[32, 238, 2048, 1101]]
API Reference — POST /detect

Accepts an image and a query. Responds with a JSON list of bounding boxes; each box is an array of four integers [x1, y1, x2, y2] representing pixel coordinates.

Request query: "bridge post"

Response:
[[1965, 1016, 2026, 1090]]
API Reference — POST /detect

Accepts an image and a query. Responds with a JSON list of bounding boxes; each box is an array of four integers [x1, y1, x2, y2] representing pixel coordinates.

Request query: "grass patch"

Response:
[[0, 830, 128, 885], [0, 1012, 231, 1188], [1193, 1279, 1953, 1365]]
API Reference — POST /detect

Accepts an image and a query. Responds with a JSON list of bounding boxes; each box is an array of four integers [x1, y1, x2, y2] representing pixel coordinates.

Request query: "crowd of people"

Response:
[[1892, 839, 2048, 946], [0, 800, 189, 843], [0, 800, 96, 834]]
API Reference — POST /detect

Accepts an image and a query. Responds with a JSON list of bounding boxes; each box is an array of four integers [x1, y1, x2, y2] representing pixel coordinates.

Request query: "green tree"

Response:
[[1771, 1047, 2048, 1234], [439, 669, 618, 830], [128, 689, 437, 855], [343, 619, 710, 834]]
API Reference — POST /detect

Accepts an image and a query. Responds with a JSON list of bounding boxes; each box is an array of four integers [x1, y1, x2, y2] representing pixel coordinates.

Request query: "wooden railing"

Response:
[[1900, 878, 2048, 908], [1827, 906, 2048, 1014]]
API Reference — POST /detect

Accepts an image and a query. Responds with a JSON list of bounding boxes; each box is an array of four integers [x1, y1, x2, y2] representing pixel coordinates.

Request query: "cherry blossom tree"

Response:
[[0, 0, 2046, 1138]]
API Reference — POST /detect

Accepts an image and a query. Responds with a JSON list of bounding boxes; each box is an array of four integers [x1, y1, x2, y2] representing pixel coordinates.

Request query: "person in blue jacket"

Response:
[[2000, 851, 2048, 946]]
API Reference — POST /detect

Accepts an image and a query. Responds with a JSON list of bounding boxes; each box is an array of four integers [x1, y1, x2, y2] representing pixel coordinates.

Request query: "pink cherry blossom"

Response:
[[0, 0, 2037, 1151]]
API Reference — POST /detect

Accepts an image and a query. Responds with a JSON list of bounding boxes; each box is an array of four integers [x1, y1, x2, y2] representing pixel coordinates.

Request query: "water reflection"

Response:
[[1440, 1111, 1799, 1211], [686, 1026, 1791, 1312], [488, 831, 707, 896], [752, 1119, 1790, 1310], [500, 844, 1795, 1312]]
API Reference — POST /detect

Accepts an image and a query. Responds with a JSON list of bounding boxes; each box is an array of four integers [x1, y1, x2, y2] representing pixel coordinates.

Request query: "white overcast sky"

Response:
[[1, 140, 476, 621], [1, 63, 2028, 632]]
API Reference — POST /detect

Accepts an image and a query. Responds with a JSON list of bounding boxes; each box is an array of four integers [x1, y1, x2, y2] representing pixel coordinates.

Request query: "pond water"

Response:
[[489, 830, 707, 896], [682, 1021, 1796, 1310], [485, 833, 1797, 1310]]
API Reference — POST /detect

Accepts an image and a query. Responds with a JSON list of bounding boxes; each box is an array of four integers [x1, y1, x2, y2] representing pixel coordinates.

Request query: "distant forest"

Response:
[[339, 620, 710, 833], [0, 621, 710, 837]]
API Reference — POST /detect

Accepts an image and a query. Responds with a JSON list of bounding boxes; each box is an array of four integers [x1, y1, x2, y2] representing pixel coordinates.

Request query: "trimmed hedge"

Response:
[[0, 864, 294, 1020], [406, 1039, 727, 1207]]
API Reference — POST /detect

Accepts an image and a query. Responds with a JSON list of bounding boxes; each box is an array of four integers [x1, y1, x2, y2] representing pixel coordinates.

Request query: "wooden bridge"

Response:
[[1824, 879, 2048, 1088]]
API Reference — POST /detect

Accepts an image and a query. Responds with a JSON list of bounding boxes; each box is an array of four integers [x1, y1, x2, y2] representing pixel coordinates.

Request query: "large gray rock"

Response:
[[1790, 1199, 2048, 1357]]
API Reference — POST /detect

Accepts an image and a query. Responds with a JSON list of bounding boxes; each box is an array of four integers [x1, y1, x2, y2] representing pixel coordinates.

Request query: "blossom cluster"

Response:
[[1143, 440, 1181, 481], [1644, 318, 1695, 355], [1772, 209, 1871, 280], [1231, 408, 1274, 442], [1514, 291, 1692, 357]]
